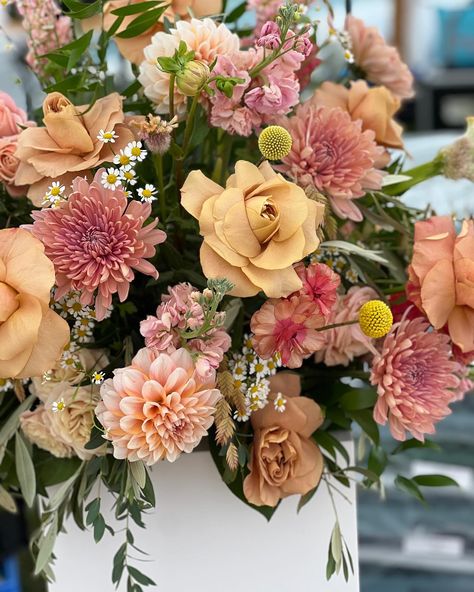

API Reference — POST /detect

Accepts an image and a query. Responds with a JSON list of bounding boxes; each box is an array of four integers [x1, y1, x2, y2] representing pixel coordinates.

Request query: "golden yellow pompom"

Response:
[[258, 126, 292, 160], [358, 300, 393, 339]]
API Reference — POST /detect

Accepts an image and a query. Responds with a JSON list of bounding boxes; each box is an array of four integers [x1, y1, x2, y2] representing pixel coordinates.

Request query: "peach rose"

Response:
[[14, 92, 134, 205], [408, 216, 474, 353], [0, 228, 70, 379], [312, 81, 404, 149], [243, 373, 324, 507], [0, 137, 26, 197], [0, 91, 28, 138], [181, 161, 324, 298], [99, 0, 223, 64]]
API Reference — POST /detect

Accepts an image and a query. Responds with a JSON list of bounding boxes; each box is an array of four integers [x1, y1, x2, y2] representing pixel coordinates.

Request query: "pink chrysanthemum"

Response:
[[96, 347, 221, 464], [293, 262, 340, 320], [371, 315, 461, 442], [280, 103, 385, 221], [251, 297, 326, 368], [346, 15, 414, 100], [30, 170, 166, 320]]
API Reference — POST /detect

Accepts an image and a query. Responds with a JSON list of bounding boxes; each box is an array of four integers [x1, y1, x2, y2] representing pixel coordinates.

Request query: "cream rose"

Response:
[[181, 161, 324, 298]]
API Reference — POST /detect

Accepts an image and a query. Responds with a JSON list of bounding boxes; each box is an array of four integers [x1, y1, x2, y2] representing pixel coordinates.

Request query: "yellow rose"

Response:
[[181, 161, 324, 297]]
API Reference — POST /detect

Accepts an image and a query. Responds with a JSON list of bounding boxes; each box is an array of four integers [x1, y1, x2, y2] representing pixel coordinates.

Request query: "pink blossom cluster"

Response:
[[140, 283, 231, 380], [251, 262, 341, 368], [247, 0, 315, 33], [16, 0, 72, 77]]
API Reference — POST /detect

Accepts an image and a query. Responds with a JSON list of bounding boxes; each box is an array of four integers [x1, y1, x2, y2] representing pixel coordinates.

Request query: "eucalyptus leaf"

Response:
[[382, 174, 412, 186], [129, 460, 147, 490], [15, 432, 36, 507], [0, 484, 17, 514], [321, 241, 389, 265], [34, 514, 58, 575]]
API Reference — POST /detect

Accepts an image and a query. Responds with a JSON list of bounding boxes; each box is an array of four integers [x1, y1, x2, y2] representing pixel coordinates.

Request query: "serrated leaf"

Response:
[[412, 474, 459, 488], [15, 432, 36, 507], [0, 484, 17, 513], [395, 475, 426, 503], [34, 515, 58, 575], [129, 460, 146, 490]]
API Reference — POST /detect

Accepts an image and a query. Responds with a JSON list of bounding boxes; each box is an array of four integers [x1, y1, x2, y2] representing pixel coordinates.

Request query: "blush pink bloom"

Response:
[[251, 297, 326, 368], [0, 92, 28, 138], [345, 15, 414, 100], [30, 170, 166, 320], [280, 103, 385, 221], [293, 262, 340, 320], [95, 347, 221, 464], [315, 286, 378, 367], [371, 315, 460, 442]]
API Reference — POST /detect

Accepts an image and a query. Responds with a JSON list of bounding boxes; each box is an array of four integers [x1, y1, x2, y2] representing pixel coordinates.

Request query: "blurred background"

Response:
[[0, 1, 473, 591]]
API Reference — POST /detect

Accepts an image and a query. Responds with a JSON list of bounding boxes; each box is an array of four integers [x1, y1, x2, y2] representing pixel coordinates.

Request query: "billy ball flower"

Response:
[[359, 300, 393, 339], [258, 125, 293, 161]]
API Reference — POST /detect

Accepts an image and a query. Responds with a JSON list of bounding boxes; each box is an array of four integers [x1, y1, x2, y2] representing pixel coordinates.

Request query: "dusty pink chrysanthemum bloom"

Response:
[[30, 170, 166, 320], [280, 103, 385, 221], [371, 315, 461, 442], [345, 15, 414, 100], [251, 297, 326, 368], [293, 262, 340, 320], [95, 347, 221, 464]]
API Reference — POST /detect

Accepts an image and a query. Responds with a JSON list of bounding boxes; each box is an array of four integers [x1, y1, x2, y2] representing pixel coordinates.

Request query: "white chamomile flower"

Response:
[[249, 358, 269, 380], [44, 181, 65, 202], [91, 371, 105, 385], [52, 398, 66, 413], [344, 49, 355, 64], [233, 407, 250, 422], [113, 149, 132, 168], [125, 140, 147, 162], [274, 392, 287, 413], [233, 378, 246, 393], [137, 184, 157, 203], [101, 167, 121, 190], [231, 358, 247, 380], [119, 164, 137, 185], [242, 334, 254, 354], [65, 296, 87, 318], [60, 350, 80, 370], [0, 378, 13, 392], [345, 268, 359, 284], [97, 129, 118, 143]]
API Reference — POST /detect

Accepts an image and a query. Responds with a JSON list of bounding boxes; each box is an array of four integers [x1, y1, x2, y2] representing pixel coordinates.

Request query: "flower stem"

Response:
[[169, 73, 176, 120], [317, 320, 358, 332], [153, 154, 167, 222], [383, 157, 443, 196]]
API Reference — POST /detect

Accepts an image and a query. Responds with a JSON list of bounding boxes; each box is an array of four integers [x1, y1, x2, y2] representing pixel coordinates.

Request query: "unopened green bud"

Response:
[[176, 60, 210, 97]]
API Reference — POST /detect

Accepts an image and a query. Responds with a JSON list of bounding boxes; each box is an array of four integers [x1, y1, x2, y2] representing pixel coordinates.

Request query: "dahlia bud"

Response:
[[176, 60, 210, 97], [440, 117, 474, 182]]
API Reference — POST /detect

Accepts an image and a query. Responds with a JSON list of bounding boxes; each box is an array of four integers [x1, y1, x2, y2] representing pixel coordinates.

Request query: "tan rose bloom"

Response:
[[14, 92, 134, 205], [0, 137, 25, 197], [20, 407, 72, 458], [312, 80, 404, 149], [0, 228, 69, 379], [181, 161, 324, 298], [243, 373, 324, 507]]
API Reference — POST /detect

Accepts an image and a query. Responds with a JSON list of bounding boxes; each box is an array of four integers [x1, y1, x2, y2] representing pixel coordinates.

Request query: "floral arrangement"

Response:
[[0, 0, 473, 588]]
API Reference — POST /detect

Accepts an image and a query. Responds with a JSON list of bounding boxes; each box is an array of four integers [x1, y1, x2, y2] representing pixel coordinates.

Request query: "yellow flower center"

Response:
[[50, 186, 61, 196], [142, 189, 152, 198], [119, 154, 130, 165], [56, 401, 65, 411], [358, 300, 393, 339], [124, 170, 134, 180], [103, 132, 114, 140], [107, 174, 117, 184], [131, 146, 142, 157]]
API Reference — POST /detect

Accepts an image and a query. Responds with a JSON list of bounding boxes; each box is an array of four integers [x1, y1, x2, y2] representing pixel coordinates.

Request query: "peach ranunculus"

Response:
[[14, 92, 134, 206], [100, 0, 223, 65], [0, 91, 28, 138], [407, 216, 474, 354], [243, 373, 324, 507], [0, 228, 70, 379], [311, 80, 404, 149], [0, 137, 25, 197], [181, 161, 325, 298]]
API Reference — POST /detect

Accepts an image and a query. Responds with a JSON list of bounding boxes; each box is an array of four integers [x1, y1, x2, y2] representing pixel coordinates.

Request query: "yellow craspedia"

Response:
[[358, 300, 393, 339], [258, 126, 293, 160]]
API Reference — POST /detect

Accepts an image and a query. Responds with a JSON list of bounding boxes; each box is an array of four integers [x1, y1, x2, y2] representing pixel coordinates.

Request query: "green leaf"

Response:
[[111, 1, 162, 16], [225, 1, 246, 22], [93, 514, 106, 543], [128, 566, 156, 586], [86, 498, 101, 526], [63, 0, 102, 19], [349, 409, 380, 445], [129, 460, 147, 490], [313, 431, 350, 465], [326, 539, 336, 580], [49, 464, 83, 510], [412, 474, 459, 488], [391, 438, 440, 455], [343, 466, 379, 484], [45, 74, 85, 94], [34, 515, 58, 575], [85, 425, 105, 450], [395, 475, 426, 503], [223, 298, 243, 331], [0, 393, 35, 449], [297, 483, 319, 513], [331, 524, 342, 572], [367, 445, 387, 476], [121, 79, 142, 98], [340, 388, 377, 411], [112, 542, 127, 585], [322, 240, 389, 265], [15, 432, 36, 507], [116, 6, 168, 38], [0, 484, 17, 513]]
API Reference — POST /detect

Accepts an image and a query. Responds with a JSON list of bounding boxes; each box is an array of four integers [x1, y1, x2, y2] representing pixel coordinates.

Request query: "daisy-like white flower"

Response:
[[233, 407, 250, 422], [91, 371, 105, 385], [231, 356, 247, 380], [65, 294, 89, 318], [242, 334, 254, 354], [101, 168, 121, 190], [43, 181, 66, 206], [113, 149, 132, 168], [274, 392, 287, 413], [266, 352, 282, 374], [60, 351, 80, 370], [119, 164, 137, 186], [246, 381, 270, 411], [137, 184, 157, 203], [72, 326, 93, 343], [52, 398, 66, 413], [249, 358, 269, 380], [97, 129, 118, 143], [233, 378, 246, 393], [344, 49, 355, 64], [125, 140, 147, 162], [0, 378, 13, 392], [345, 268, 359, 283]]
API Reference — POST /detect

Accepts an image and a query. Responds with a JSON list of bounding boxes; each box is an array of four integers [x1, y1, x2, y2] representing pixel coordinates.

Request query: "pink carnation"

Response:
[[251, 297, 326, 368], [30, 171, 166, 320], [280, 103, 385, 221], [346, 15, 414, 100], [96, 348, 221, 464], [293, 262, 340, 320], [371, 316, 461, 442], [315, 286, 378, 367]]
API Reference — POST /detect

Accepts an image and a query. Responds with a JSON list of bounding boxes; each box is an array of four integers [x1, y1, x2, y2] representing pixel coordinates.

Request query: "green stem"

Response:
[[153, 154, 166, 222], [384, 158, 444, 196], [182, 94, 200, 157], [212, 133, 233, 185], [169, 74, 176, 120], [317, 320, 358, 332]]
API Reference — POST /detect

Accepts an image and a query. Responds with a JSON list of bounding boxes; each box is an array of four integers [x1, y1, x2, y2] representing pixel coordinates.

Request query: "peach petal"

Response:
[[420, 259, 456, 328]]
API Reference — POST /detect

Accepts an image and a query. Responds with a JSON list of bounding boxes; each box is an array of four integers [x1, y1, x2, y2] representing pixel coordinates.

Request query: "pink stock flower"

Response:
[[30, 170, 166, 320], [95, 347, 221, 464], [280, 103, 385, 221], [315, 286, 378, 367], [251, 297, 326, 368], [345, 15, 414, 100], [256, 22, 281, 49], [0, 92, 28, 138], [293, 262, 340, 320], [371, 315, 461, 442]]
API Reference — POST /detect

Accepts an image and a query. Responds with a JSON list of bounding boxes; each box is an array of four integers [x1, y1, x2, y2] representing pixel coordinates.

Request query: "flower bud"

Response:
[[440, 117, 474, 182], [176, 60, 210, 97]]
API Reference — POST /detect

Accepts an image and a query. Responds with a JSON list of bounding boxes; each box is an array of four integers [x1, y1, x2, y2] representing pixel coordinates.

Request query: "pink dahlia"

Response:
[[96, 347, 221, 464], [371, 316, 460, 442], [293, 262, 340, 320], [345, 15, 414, 100], [280, 103, 385, 221], [30, 170, 166, 320], [251, 297, 326, 368]]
